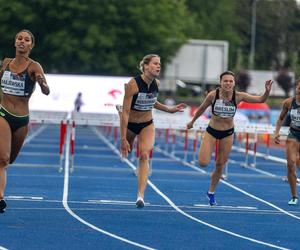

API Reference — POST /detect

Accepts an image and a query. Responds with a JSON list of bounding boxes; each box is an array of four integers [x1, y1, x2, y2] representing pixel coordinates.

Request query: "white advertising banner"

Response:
[[30, 74, 130, 114]]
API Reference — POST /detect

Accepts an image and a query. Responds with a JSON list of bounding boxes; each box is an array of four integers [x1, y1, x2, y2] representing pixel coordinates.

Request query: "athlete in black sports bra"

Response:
[[120, 54, 186, 208], [187, 71, 272, 206], [0, 30, 50, 213], [274, 79, 300, 205]]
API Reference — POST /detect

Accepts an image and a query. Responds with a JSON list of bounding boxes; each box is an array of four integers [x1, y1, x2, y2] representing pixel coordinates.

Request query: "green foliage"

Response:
[[185, 0, 241, 68], [0, 0, 300, 76], [0, 0, 191, 75], [254, 0, 299, 70], [235, 0, 300, 71]]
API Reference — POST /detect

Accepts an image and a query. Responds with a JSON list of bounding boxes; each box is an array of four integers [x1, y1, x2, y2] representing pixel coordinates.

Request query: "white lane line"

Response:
[[228, 159, 277, 177], [6, 196, 43, 200], [25, 125, 49, 144], [220, 181, 300, 220], [229, 156, 300, 187], [88, 199, 150, 205], [89, 199, 136, 204], [194, 204, 257, 210], [155, 147, 207, 174], [149, 169, 289, 250], [10, 163, 59, 168], [6, 196, 299, 216], [95, 128, 289, 250], [232, 145, 287, 164], [62, 125, 156, 250], [158, 145, 300, 221]]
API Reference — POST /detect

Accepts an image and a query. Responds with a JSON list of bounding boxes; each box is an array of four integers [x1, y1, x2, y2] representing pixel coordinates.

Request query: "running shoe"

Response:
[[136, 196, 145, 208], [288, 197, 298, 205], [0, 199, 6, 213], [206, 192, 217, 206]]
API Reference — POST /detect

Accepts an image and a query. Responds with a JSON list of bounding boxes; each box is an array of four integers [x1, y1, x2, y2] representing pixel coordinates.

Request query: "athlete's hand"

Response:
[[186, 121, 194, 129], [170, 103, 187, 113], [121, 138, 131, 158], [274, 133, 280, 144], [265, 79, 273, 93]]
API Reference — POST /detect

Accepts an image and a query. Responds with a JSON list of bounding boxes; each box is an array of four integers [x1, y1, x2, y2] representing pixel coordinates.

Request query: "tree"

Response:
[[185, 0, 241, 69], [235, 0, 300, 70], [276, 68, 293, 97], [0, 0, 193, 76], [1, 0, 300, 76], [236, 69, 251, 91]]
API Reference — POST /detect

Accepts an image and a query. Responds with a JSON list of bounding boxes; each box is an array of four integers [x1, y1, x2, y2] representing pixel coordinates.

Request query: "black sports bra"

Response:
[[211, 88, 237, 118], [1, 59, 36, 97], [130, 75, 158, 111]]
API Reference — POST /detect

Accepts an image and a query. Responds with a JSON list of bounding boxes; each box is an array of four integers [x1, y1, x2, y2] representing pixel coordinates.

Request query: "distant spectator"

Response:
[[236, 69, 251, 91], [276, 68, 293, 98], [74, 92, 84, 112]]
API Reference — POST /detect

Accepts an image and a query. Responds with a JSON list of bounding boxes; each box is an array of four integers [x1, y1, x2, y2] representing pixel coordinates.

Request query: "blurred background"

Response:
[[1, 0, 300, 123]]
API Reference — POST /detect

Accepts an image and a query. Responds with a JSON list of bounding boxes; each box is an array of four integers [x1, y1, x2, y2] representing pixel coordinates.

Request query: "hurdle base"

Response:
[[240, 163, 249, 168]]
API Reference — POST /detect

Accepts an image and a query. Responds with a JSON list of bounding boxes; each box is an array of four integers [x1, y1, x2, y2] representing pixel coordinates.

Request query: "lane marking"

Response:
[[62, 125, 156, 250], [155, 146, 206, 174], [6, 196, 299, 215], [229, 156, 300, 187], [194, 204, 257, 210], [232, 145, 287, 164], [158, 145, 300, 221], [95, 127, 289, 250], [6, 196, 43, 200], [228, 159, 277, 177], [10, 163, 59, 168], [25, 125, 49, 144], [88, 199, 150, 205]]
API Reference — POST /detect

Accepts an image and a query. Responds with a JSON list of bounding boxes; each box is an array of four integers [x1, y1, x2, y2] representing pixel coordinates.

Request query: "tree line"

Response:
[[0, 0, 299, 80]]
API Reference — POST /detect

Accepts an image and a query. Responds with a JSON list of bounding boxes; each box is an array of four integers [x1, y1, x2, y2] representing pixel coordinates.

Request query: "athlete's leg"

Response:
[[10, 125, 28, 163], [126, 129, 137, 152], [116, 107, 137, 152], [198, 131, 216, 167], [136, 123, 155, 200], [0, 118, 12, 200], [296, 152, 300, 171], [286, 139, 299, 198], [209, 134, 234, 193]]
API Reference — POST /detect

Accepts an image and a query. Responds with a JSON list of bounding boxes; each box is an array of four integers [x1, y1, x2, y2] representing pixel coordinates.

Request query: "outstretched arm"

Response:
[[187, 91, 214, 129], [238, 79, 273, 103], [154, 101, 187, 113]]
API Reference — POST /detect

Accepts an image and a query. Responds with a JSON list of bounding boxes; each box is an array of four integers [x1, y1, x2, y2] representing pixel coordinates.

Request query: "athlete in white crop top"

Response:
[[187, 71, 272, 206]]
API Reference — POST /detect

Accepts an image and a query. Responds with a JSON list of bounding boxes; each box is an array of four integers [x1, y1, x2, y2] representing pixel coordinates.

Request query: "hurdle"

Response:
[[191, 130, 199, 164], [59, 120, 67, 172], [65, 112, 291, 179], [69, 120, 75, 173]]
